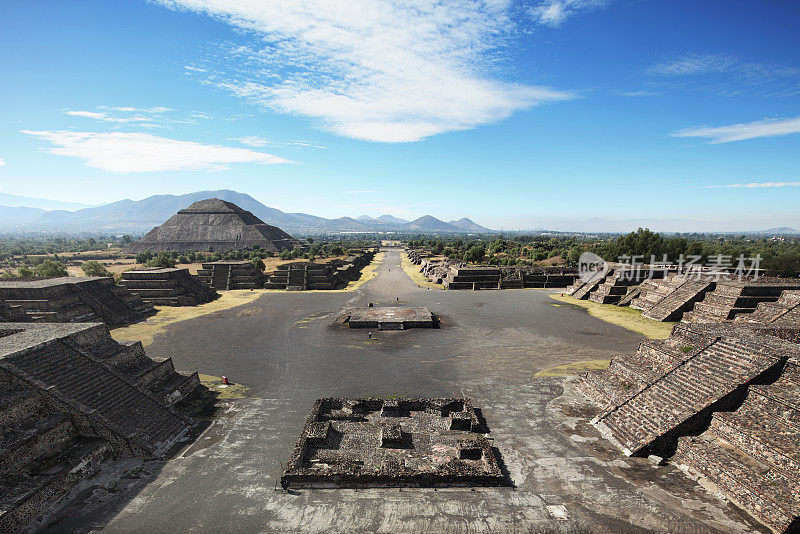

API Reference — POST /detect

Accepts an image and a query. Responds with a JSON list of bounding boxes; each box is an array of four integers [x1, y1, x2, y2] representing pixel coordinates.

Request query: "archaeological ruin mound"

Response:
[[281, 397, 505, 489]]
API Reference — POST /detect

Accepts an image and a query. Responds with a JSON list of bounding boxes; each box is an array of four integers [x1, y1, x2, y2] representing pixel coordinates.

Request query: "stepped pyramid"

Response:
[[127, 198, 297, 253]]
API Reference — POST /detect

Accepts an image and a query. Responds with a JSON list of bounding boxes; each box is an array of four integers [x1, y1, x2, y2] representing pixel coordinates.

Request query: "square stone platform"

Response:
[[345, 307, 436, 330], [281, 397, 505, 489]]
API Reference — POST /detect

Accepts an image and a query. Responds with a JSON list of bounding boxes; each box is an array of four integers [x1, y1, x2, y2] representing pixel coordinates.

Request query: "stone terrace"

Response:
[[444, 266, 501, 290], [281, 397, 504, 489], [197, 261, 263, 290], [579, 323, 800, 532], [0, 323, 197, 533], [263, 251, 375, 290], [0, 277, 154, 326], [120, 267, 218, 306], [682, 279, 800, 324], [0, 300, 29, 322], [736, 289, 800, 325]]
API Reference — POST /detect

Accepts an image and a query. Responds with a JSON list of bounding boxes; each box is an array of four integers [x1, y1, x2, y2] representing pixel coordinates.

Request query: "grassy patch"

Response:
[[199, 374, 251, 399], [549, 293, 674, 339], [535, 359, 610, 377], [400, 252, 444, 289], [110, 290, 264, 346]]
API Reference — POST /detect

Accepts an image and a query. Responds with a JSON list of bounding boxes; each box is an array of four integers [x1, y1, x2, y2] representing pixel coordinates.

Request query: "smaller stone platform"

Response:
[[342, 307, 437, 330], [281, 397, 505, 488], [196, 261, 263, 290], [120, 267, 218, 306]]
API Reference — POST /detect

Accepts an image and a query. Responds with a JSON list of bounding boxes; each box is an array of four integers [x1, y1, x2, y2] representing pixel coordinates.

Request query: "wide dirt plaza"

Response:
[[51, 250, 767, 533]]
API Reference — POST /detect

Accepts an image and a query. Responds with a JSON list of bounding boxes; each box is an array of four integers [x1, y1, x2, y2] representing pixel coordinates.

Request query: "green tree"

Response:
[[33, 259, 68, 278], [464, 245, 485, 263]]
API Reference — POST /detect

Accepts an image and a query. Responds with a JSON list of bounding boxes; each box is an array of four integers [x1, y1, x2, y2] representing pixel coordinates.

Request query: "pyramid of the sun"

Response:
[[127, 198, 297, 253]]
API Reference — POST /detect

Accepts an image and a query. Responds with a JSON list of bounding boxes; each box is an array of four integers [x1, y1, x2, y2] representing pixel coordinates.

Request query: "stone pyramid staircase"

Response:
[[735, 290, 800, 324], [579, 322, 800, 532], [0, 374, 112, 533], [682, 280, 800, 324], [640, 278, 715, 322]]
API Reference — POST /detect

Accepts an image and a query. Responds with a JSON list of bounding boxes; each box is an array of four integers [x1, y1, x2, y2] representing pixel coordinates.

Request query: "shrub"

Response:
[[81, 260, 112, 277], [147, 252, 176, 269]]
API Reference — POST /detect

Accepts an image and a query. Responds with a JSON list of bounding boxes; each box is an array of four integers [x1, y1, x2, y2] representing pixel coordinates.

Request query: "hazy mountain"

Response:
[[757, 227, 798, 234], [0, 190, 492, 235], [448, 217, 491, 232], [0, 192, 92, 211], [404, 215, 461, 232], [376, 214, 410, 225], [0, 205, 48, 225]]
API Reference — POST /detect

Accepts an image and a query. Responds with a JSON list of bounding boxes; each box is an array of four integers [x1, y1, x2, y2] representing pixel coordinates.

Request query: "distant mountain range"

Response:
[[0, 192, 93, 211], [0, 190, 494, 235]]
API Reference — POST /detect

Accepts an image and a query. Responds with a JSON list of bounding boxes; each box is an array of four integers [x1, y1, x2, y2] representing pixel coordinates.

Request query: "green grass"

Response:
[[199, 374, 251, 399], [549, 293, 675, 339], [400, 252, 444, 289], [534, 359, 610, 377]]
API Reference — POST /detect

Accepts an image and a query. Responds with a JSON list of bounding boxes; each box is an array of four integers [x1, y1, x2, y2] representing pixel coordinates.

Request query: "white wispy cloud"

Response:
[[649, 53, 800, 97], [103, 106, 173, 113], [705, 181, 800, 189], [0, 158, 5, 167], [66, 110, 151, 123], [672, 116, 800, 143], [65, 107, 211, 127], [237, 136, 272, 147], [158, 0, 574, 142], [650, 54, 736, 76], [530, 0, 609, 27], [615, 90, 660, 97], [236, 136, 327, 150], [22, 130, 292, 172]]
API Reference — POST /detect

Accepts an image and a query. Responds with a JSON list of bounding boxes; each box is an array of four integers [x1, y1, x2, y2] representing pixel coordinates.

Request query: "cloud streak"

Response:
[[649, 53, 800, 97], [0, 158, 5, 167], [705, 181, 800, 189], [157, 0, 574, 142], [672, 116, 800, 143], [22, 130, 292, 173], [650, 54, 736, 76], [530, 0, 610, 27], [65, 107, 209, 127]]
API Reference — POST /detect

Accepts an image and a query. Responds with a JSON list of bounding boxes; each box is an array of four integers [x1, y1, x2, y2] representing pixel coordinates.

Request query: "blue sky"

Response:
[[1, 0, 799, 231]]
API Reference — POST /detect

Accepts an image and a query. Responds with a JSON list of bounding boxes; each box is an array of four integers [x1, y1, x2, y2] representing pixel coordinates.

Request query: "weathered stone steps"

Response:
[[675, 434, 798, 534], [7, 341, 188, 452], [596, 338, 780, 455]]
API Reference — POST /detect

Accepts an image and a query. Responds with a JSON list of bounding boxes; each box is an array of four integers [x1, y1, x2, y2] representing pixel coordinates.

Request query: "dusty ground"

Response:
[[45, 250, 768, 534]]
